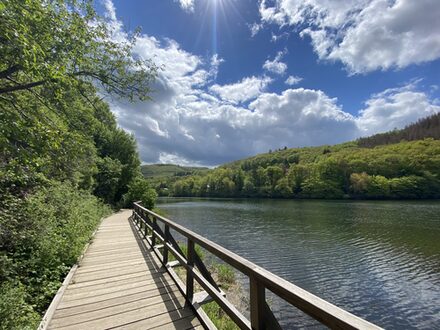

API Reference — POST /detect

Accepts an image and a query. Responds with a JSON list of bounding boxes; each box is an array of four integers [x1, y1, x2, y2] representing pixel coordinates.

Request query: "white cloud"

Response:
[[209, 54, 224, 80], [263, 50, 288, 75], [102, 0, 117, 21], [176, 0, 194, 12], [271, 32, 289, 42], [103, 1, 439, 167], [357, 84, 440, 135], [260, 0, 440, 73], [249, 22, 262, 37], [209, 76, 272, 104], [285, 75, 303, 86]]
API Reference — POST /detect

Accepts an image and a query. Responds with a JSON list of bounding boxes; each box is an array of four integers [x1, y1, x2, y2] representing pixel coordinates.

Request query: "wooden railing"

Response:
[[132, 202, 382, 330]]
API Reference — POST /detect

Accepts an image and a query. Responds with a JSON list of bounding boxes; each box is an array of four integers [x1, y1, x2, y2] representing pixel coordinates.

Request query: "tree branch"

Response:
[[0, 80, 47, 94], [0, 65, 22, 79]]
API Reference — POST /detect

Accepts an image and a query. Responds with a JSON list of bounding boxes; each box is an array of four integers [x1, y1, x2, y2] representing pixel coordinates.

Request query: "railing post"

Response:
[[186, 239, 195, 304], [250, 276, 265, 330], [163, 224, 170, 266], [143, 214, 148, 238], [151, 217, 157, 246]]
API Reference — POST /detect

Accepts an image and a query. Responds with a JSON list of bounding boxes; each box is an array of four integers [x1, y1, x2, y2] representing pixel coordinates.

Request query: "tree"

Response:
[[122, 177, 157, 209], [0, 0, 157, 101], [274, 178, 292, 198], [94, 157, 123, 204], [287, 164, 309, 194], [350, 172, 371, 196]]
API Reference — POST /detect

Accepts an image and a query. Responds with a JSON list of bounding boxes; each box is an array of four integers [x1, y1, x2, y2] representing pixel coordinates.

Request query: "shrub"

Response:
[[0, 182, 111, 326], [122, 177, 157, 209]]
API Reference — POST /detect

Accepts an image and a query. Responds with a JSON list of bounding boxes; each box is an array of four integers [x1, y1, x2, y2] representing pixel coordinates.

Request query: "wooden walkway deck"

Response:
[[44, 210, 202, 330]]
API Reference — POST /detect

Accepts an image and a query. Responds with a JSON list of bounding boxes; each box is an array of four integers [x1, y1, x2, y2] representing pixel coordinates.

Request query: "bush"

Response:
[[0, 182, 111, 327], [122, 177, 157, 209], [0, 282, 40, 330]]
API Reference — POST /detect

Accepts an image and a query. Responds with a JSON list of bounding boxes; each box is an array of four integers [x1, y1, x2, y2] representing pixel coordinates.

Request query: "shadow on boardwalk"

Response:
[[43, 210, 202, 330]]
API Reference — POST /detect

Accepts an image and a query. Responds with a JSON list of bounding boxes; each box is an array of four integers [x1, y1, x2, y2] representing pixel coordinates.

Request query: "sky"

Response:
[[98, 0, 440, 167]]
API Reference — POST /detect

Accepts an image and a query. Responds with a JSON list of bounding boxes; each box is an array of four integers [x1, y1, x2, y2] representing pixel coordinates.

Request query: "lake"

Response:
[[157, 198, 440, 329]]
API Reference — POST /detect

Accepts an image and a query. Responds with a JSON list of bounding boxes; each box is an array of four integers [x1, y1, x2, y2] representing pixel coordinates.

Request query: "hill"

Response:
[[163, 113, 440, 200], [141, 164, 209, 178], [357, 112, 440, 147]]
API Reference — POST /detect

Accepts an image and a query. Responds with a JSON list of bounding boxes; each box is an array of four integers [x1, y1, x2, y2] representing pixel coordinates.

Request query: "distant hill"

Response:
[[141, 164, 209, 178], [357, 112, 440, 147], [162, 113, 440, 200]]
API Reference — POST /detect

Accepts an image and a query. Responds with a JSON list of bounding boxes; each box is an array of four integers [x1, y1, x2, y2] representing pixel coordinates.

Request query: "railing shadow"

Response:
[[127, 214, 201, 328]]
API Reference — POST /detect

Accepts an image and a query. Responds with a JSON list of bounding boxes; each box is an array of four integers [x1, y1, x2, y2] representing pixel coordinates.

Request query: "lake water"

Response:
[[157, 198, 440, 329]]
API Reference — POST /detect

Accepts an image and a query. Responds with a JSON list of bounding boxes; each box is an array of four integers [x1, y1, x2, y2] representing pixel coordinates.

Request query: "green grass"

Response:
[[203, 301, 240, 330]]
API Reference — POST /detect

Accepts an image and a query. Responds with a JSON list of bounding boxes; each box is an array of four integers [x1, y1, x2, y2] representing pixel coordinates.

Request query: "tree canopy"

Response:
[[155, 137, 440, 200], [0, 1, 157, 328], [0, 0, 157, 100]]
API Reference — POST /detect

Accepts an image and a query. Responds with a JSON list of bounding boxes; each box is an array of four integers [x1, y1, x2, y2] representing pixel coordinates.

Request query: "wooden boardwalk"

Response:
[[44, 210, 202, 330]]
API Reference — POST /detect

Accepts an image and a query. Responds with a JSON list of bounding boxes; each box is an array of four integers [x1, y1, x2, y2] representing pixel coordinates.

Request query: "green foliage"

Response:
[[94, 157, 123, 204], [202, 301, 239, 330], [0, 0, 157, 101], [0, 183, 111, 325], [166, 138, 440, 199], [122, 177, 157, 209], [0, 282, 40, 330], [141, 164, 209, 178], [214, 264, 235, 288], [0, 1, 157, 328]]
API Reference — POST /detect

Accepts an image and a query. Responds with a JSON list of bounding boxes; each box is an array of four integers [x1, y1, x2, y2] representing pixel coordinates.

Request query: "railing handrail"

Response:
[[133, 202, 382, 330]]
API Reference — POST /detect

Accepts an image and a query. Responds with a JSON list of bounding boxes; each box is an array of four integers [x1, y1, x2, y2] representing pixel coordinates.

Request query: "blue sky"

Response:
[[100, 0, 440, 166]]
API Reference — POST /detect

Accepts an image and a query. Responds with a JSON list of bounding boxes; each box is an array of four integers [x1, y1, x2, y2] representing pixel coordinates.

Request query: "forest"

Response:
[[163, 114, 440, 200], [141, 164, 209, 178], [0, 1, 156, 328]]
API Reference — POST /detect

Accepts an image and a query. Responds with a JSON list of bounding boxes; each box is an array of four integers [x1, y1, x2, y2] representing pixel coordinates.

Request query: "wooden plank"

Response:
[[58, 277, 177, 309], [50, 299, 192, 329], [68, 270, 157, 289], [50, 294, 187, 328], [72, 265, 151, 283], [74, 260, 147, 274], [66, 272, 167, 293], [62, 277, 168, 301], [54, 286, 181, 318], [108, 308, 197, 330], [149, 314, 201, 330], [45, 210, 202, 330]]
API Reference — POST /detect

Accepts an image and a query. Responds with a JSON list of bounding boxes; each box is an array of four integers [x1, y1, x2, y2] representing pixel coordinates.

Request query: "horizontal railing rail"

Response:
[[132, 202, 382, 330]]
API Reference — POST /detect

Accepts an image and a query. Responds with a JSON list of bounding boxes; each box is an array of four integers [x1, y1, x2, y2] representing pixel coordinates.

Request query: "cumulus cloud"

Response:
[[175, 0, 194, 12], [357, 84, 440, 135], [285, 75, 303, 86], [259, 0, 440, 73], [263, 50, 288, 75], [104, 1, 439, 166], [209, 76, 272, 104]]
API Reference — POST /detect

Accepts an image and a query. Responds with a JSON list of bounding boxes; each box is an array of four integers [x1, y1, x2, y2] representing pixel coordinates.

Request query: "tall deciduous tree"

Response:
[[0, 0, 157, 101]]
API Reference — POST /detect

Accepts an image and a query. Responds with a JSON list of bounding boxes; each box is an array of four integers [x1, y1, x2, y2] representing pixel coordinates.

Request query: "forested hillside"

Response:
[[0, 1, 156, 328], [167, 120, 440, 199], [141, 164, 209, 178], [141, 164, 210, 196], [357, 112, 440, 147]]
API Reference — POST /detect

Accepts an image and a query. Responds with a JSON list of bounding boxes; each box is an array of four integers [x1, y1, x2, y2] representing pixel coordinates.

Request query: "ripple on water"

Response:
[[159, 198, 440, 329]]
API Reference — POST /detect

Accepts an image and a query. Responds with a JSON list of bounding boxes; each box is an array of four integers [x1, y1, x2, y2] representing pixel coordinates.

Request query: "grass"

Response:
[[167, 244, 244, 329]]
